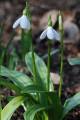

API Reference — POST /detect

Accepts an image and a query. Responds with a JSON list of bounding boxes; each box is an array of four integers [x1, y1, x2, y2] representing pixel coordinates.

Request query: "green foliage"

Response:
[[0, 51, 80, 120], [1, 96, 25, 120], [0, 66, 33, 89], [25, 52, 54, 91], [0, 78, 20, 93], [68, 57, 80, 65], [62, 92, 80, 119], [23, 92, 63, 120]]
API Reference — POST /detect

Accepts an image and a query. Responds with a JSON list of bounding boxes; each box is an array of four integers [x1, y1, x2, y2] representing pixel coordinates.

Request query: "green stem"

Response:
[[31, 42, 36, 83], [0, 51, 4, 65], [47, 40, 51, 91], [59, 21, 64, 98]]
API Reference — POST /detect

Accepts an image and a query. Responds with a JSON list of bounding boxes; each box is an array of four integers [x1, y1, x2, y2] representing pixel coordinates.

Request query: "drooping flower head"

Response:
[[13, 2, 31, 30], [40, 16, 60, 41], [13, 15, 31, 30]]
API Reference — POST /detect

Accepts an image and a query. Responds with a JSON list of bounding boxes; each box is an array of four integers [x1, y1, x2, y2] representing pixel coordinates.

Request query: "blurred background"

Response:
[[0, 0, 80, 119]]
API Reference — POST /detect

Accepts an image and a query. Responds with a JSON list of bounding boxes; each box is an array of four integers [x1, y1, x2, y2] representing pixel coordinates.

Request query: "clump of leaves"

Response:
[[0, 52, 80, 120]]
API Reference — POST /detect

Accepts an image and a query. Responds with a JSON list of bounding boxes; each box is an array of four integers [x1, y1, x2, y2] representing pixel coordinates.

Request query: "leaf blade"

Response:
[[1, 96, 25, 120], [62, 92, 80, 119], [25, 52, 54, 91], [0, 66, 33, 89], [68, 58, 80, 65]]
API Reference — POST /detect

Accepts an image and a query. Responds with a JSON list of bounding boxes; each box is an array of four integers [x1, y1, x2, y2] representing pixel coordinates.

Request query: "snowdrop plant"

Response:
[[13, 1, 36, 86], [40, 16, 60, 91], [40, 17, 60, 41], [1, 1, 80, 120], [13, 1, 31, 31], [13, 1, 32, 59]]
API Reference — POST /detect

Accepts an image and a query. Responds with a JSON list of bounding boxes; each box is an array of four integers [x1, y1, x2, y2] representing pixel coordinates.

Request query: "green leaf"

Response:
[[1, 96, 25, 120], [24, 92, 63, 120], [0, 66, 33, 89], [0, 96, 2, 120], [24, 104, 50, 120], [21, 84, 47, 93], [68, 58, 80, 65], [62, 92, 80, 119], [47, 92, 63, 120], [0, 106, 1, 120], [0, 78, 20, 93], [25, 52, 54, 91]]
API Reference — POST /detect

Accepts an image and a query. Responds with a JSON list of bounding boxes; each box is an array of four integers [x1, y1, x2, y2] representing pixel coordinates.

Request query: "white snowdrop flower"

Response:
[[40, 26, 60, 41], [13, 15, 31, 30]]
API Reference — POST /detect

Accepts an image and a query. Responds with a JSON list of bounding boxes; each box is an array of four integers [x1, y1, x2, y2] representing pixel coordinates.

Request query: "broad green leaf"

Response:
[[21, 84, 47, 93], [0, 95, 3, 120], [25, 52, 54, 106], [25, 52, 54, 91], [0, 66, 33, 89], [62, 92, 80, 119], [0, 105, 1, 120], [24, 92, 63, 120], [0, 79, 20, 93], [24, 104, 50, 120], [1, 96, 25, 120], [21, 85, 53, 106], [47, 92, 63, 120], [68, 58, 80, 65]]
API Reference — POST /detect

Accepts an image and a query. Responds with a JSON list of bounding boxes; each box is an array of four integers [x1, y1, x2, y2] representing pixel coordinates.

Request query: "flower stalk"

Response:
[[40, 15, 60, 91], [58, 11, 64, 98], [25, 0, 37, 83]]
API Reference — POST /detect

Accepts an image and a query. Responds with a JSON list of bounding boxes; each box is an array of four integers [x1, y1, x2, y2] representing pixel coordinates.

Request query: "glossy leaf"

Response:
[[0, 78, 20, 93], [47, 92, 63, 120], [62, 92, 80, 119], [21, 84, 47, 93], [24, 92, 63, 120], [0, 96, 2, 120], [0, 66, 33, 89], [1, 96, 25, 120], [68, 58, 80, 65], [25, 52, 54, 91], [24, 104, 50, 120], [0, 106, 1, 120]]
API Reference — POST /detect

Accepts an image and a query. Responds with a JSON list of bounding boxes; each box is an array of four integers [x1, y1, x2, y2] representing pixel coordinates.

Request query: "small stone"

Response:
[[63, 21, 80, 43], [50, 72, 60, 85]]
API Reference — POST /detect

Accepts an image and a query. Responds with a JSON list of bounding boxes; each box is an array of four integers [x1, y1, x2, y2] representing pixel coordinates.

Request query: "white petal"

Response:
[[40, 29, 47, 39], [47, 27, 54, 40], [52, 29, 60, 41], [20, 15, 31, 30], [13, 17, 21, 29]]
